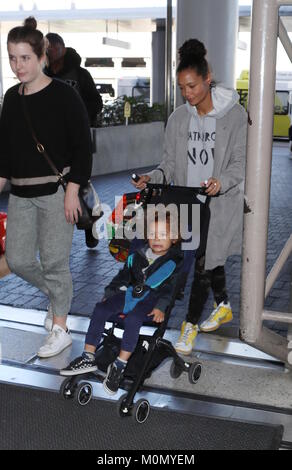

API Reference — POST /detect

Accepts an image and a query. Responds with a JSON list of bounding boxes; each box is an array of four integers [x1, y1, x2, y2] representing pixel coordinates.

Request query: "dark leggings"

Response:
[[85, 292, 157, 353], [186, 198, 228, 325], [186, 255, 228, 325]]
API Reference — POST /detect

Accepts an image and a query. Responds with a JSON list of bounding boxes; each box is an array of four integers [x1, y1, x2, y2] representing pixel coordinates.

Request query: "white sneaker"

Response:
[[44, 304, 53, 332], [38, 325, 72, 358]]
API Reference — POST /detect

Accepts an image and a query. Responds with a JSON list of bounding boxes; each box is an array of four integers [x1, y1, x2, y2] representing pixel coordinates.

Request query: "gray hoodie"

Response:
[[186, 86, 240, 200], [146, 85, 247, 270]]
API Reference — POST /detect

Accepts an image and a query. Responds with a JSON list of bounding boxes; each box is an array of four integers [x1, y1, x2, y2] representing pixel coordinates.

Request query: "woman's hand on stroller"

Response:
[[131, 174, 150, 191], [148, 308, 165, 323], [202, 177, 221, 196]]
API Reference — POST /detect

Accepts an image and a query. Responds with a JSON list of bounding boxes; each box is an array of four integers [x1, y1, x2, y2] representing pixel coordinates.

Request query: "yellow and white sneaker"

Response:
[[175, 321, 199, 355], [200, 301, 233, 332]]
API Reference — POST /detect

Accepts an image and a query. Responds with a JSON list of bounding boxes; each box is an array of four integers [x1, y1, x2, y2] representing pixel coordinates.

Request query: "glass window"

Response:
[[274, 91, 289, 115], [121, 58, 146, 68], [85, 58, 114, 67], [237, 89, 248, 110]]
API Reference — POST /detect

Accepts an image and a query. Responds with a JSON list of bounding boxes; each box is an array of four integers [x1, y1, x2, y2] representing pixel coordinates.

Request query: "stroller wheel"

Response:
[[170, 361, 184, 379], [76, 382, 93, 406], [117, 393, 131, 418], [188, 362, 202, 384], [132, 399, 150, 424], [60, 377, 76, 400]]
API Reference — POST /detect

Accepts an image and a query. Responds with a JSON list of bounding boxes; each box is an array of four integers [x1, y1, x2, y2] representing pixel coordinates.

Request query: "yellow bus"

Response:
[[236, 70, 292, 140]]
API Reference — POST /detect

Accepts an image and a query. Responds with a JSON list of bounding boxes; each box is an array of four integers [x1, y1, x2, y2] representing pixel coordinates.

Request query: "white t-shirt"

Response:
[[187, 114, 216, 202]]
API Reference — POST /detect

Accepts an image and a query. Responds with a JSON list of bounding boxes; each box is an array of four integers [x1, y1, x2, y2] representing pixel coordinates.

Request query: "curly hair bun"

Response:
[[24, 16, 37, 30], [178, 39, 207, 61]]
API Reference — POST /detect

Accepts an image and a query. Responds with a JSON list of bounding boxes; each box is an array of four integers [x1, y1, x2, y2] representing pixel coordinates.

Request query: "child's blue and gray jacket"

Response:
[[104, 242, 184, 314]]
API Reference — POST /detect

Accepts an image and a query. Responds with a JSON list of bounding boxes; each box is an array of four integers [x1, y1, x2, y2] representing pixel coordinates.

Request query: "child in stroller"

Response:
[[60, 209, 184, 395]]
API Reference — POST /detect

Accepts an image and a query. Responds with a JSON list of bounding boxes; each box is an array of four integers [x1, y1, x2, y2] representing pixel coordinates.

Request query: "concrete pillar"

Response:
[[175, 0, 239, 107], [151, 19, 166, 105]]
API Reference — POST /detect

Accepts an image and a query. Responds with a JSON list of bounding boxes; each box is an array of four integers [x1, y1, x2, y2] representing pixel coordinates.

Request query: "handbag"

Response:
[[76, 181, 103, 230], [21, 86, 103, 231]]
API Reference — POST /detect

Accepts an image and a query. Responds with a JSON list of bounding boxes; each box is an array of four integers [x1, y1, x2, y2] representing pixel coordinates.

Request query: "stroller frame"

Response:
[[59, 283, 202, 423], [59, 183, 204, 423]]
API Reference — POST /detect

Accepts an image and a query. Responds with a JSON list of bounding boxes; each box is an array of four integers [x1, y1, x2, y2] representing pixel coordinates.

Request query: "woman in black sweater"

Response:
[[0, 17, 92, 358]]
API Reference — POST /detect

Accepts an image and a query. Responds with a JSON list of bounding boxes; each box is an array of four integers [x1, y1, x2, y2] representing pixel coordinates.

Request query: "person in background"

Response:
[[45, 32, 103, 127], [0, 17, 92, 358], [133, 38, 247, 355]]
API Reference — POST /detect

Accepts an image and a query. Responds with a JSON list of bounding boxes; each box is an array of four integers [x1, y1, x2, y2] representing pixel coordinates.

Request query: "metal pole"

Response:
[[151, 19, 166, 106], [265, 234, 292, 298], [277, 1, 292, 347], [253, 326, 289, 363], [165, 0, 172, 123], [278, 18, 292, 63], [262, 310, 292, 323], [288, 278, 292, 341], [276, 0, 292, 5], [240, 0, 279, 344]]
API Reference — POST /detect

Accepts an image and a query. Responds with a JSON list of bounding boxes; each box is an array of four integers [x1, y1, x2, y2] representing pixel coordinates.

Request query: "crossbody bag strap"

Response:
[[20, 85, 67, 190]]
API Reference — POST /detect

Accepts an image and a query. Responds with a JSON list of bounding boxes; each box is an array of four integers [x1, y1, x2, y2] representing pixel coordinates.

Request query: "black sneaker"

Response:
[[60, 354, 98, 376], [103, 362, 124, 395]]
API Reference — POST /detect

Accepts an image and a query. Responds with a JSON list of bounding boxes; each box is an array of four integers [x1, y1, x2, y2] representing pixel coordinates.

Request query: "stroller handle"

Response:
[[132, 173, 141, 183], [131, 173, 206, 196], [146, 183, 206, 196]]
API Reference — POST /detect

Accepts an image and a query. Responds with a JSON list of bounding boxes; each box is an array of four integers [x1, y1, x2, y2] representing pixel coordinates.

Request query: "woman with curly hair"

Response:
[[133, 38, 247, 354]]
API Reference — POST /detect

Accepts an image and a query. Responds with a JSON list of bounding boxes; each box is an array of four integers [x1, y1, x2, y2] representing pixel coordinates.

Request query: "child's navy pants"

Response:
[[86, 291, 158, 353]]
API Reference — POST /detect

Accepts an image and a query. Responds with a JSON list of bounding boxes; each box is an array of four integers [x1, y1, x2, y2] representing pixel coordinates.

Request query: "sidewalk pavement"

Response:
[[0, 142, 291, 337]]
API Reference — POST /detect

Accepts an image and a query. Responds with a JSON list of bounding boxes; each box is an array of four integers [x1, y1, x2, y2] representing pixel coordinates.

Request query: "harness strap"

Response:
[[123, 257, 177, 314], [145, 260, 176, 288]]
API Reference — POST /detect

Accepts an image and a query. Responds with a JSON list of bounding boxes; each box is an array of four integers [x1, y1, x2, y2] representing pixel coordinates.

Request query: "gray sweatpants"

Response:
[[5, 187, 74, 316]]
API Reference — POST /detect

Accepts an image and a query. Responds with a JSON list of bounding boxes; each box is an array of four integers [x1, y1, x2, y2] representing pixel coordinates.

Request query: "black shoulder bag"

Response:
[[21, 86, 103, 231]]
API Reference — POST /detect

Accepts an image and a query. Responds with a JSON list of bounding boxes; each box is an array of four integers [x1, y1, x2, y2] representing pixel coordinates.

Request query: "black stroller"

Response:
[[59, 182, 206, 423]]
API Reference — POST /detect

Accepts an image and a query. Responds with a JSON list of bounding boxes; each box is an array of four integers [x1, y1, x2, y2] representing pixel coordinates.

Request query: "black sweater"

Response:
[[45, 48, 103, 126], [0, 79, 92, 198]]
